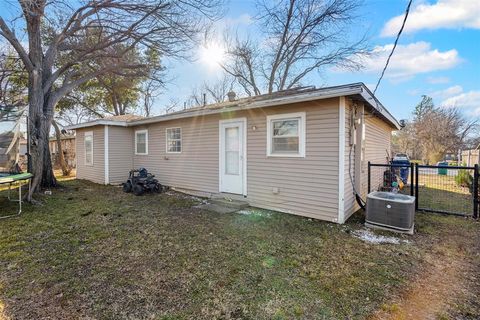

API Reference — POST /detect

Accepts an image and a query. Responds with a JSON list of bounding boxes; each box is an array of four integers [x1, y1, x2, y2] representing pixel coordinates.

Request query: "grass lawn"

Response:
[[0, 180, 479, 319], [417, 173, 474, 215]]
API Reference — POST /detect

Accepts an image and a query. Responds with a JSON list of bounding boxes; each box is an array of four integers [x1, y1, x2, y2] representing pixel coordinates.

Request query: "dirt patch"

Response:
[[371, 219, 480, 320]]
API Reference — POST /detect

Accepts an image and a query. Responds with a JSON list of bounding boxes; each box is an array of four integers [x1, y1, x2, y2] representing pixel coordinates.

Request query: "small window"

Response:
[[84, 131, 93, 166], [166, 128, 182, 153], [267, 112, 306, 157], [135, 130, 148, 155]]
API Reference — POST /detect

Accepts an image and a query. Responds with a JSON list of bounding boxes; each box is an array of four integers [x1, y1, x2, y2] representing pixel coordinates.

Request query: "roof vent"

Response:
[[227, 91, 236, 102]]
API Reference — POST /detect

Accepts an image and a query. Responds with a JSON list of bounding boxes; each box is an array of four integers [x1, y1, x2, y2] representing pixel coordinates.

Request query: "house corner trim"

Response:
[[338, 97, 346, 223], [104, 125, 109, 185]]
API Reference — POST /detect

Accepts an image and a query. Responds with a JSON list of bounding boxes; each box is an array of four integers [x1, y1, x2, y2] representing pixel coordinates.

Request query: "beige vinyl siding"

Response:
[[343, 107, 394, 220], [133, 99, 340, 221], [76, 126, 105, 184], [360, 113, 393, 198], [343, 102, 356, 221], [133, 115, 221, 193], [108, 126, 134, 184], [245, 100, 340, 221]]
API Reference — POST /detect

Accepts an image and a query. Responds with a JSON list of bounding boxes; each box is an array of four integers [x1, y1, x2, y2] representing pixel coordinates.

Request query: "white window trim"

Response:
[[135, 129, 148, 155], [166, 127, 182, 154], [266, 112, 306, 158], [84, 131, 94, 166]]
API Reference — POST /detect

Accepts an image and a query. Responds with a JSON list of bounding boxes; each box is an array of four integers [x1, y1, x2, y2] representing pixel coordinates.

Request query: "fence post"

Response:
[[367, 161, 371, 194], [415, 164, 419, 211], [410, 162, 414, 196], [474, 164, 479, 219]]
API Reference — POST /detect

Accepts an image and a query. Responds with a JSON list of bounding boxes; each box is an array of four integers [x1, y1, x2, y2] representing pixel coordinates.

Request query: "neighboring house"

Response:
[[67, 83, 399, 224], [49, 135, 76, 168], [19, 135, 77, 169], [0, 131, 19, 171]]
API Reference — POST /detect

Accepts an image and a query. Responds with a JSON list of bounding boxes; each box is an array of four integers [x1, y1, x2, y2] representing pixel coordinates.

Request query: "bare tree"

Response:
[[56, 103, 98, 126], [391, 122, 421, 160], [0, 50, 27, 118], [392, 96, 478, 163], [186, 75, 235, 108], [221, 0, 367, 95], [0, 0, 221, 197]]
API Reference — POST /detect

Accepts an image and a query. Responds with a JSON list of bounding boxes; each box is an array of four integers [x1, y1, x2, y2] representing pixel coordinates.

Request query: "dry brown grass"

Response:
[[0, 179, 478, 319]]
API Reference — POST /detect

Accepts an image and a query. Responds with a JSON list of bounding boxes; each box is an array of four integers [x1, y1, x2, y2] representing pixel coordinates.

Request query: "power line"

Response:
[[373, 0, 413, 95]]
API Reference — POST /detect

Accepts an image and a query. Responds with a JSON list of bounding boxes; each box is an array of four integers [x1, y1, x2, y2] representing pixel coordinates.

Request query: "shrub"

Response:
[[455, 169, 473, 188]]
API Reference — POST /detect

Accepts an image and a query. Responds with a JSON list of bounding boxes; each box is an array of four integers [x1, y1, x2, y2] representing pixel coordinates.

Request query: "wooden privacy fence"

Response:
[[462, 149, 479, 167]]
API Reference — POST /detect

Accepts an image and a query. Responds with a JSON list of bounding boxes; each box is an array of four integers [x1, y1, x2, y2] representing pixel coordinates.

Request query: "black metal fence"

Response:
[[368, 162, 479, 218], [368, 163, 414, 196]]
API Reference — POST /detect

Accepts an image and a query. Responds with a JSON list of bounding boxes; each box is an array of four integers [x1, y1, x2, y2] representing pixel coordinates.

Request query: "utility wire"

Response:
[[373, 0, 413, 95]]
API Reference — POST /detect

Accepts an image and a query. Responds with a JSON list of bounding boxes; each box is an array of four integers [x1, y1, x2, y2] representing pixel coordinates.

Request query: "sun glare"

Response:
[[200, 43, 225, 70]]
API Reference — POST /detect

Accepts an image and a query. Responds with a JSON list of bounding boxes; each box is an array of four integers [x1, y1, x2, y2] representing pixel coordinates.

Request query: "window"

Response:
[[84, 131, 93, 166], [166, 127, 182, 153], [135, 130, 148, 155], [267, 112, 306, 157]]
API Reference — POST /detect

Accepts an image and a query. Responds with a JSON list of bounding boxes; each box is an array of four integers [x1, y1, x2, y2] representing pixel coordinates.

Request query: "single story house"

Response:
[[67, 83, 400, 224]]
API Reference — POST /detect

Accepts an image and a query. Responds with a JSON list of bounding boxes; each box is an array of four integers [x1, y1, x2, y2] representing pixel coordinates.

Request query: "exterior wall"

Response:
[[108, 126, 134, 184], [132, 99, 341, 222], [73, 98, 394, 223], [244, 100, 340, 221], [76, 126, 105, 184], [360, 113, 393, 198], [343, 102, 356, 221], [343, 107, 394, 220]]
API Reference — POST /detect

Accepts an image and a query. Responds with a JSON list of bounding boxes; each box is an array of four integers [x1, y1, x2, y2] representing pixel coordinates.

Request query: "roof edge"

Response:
[[66, 83, 400, 130], [357, 84, 401, 130], [66, 119, 128, 130]]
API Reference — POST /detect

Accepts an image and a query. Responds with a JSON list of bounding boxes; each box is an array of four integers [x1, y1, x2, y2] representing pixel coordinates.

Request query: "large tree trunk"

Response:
[[23, 1, 57, 200], [27, 100, 57, 200]]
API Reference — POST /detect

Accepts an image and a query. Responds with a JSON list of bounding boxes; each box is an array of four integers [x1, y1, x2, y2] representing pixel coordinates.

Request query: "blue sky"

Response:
[[0, 0, 479, 123], [158, 0, 480, 121]]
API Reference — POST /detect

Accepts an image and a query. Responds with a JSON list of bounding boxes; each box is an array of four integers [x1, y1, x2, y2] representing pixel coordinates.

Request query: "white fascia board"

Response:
[[66, 120, 128, 130], [66, 83, 400, 131], [131, 86, 364, 127], [358, 88, 401, 130]]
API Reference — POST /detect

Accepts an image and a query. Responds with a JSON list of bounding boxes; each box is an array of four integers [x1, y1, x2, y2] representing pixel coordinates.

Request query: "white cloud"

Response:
[[441, 90, 480, 109], [221, 14, 253, 26], [471, 107, 480, 117], [427, 76, 450, 84], [430, 85, 463, 99], [381, 0, 480, 37], [348, 42, 461, 81]]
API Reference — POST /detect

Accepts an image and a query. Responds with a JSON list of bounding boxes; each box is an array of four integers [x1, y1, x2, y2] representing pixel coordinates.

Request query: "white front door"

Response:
[[219, 118, 246, 195]]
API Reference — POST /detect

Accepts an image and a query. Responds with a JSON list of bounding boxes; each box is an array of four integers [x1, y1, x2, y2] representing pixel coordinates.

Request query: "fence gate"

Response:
[[368, 162, 479, 218], [415, 164, 478, 217]]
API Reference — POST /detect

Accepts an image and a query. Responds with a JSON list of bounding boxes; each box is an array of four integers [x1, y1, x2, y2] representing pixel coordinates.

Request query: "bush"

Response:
[[455, 169, 473, 188]]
